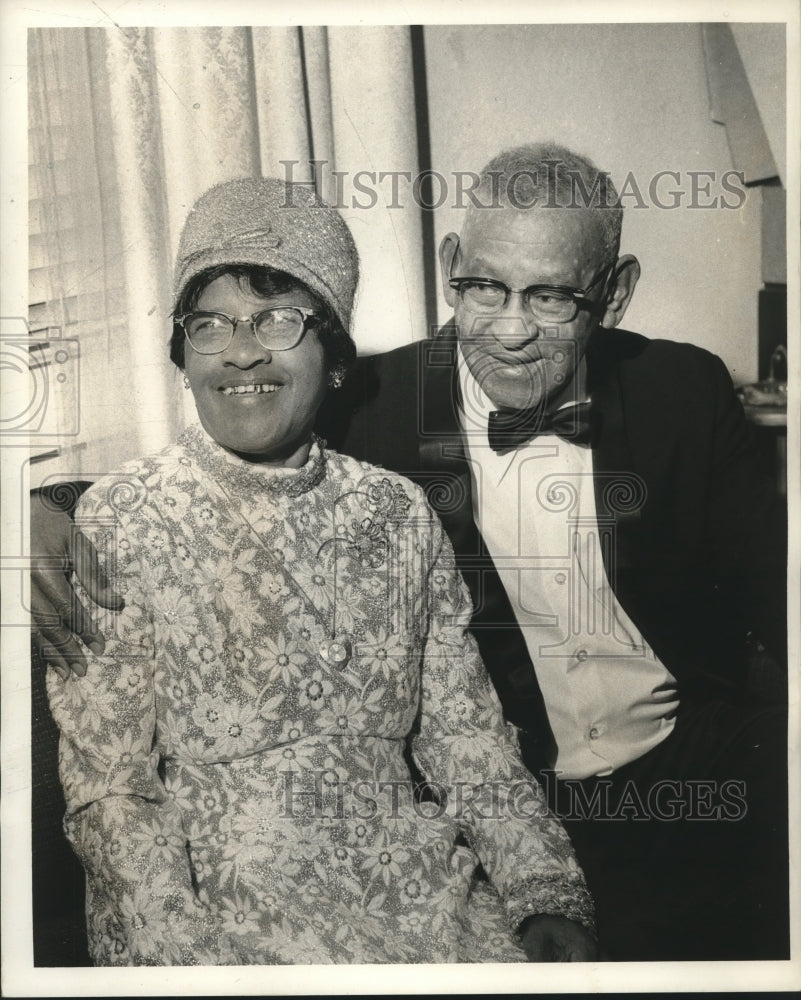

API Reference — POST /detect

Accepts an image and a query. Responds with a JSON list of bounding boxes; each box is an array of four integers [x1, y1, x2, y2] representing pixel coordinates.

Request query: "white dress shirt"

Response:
[[458, 352, 678, 779]]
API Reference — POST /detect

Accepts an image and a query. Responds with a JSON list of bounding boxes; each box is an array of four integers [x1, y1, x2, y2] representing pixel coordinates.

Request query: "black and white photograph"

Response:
[[1, 0, 798, 995]]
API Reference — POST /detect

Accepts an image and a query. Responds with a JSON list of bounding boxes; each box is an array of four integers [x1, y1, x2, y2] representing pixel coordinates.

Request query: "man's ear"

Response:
[[600, 254, 640, 329], [439, 232, 460, 309]]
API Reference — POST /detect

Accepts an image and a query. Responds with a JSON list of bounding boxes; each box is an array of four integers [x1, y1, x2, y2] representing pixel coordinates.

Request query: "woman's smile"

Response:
[[218, 381, 282, 396]]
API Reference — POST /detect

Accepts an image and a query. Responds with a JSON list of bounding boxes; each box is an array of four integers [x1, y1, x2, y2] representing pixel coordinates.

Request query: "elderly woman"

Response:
[[46, 178, 596, 965]]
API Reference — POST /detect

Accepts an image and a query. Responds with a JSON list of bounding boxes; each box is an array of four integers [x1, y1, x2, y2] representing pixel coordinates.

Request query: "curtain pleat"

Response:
[[103, 27, 180, 456], [301, 26, 336, 192], [29, 29, 140, 473], [251, 27, 313, 181], [152, 27, 262, 252], [327, 27, 428, 351]]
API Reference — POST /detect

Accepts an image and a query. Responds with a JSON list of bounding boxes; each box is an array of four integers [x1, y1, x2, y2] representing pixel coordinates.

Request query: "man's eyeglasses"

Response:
[[449, 259, 615, 324], [176, 307, 320, 355]]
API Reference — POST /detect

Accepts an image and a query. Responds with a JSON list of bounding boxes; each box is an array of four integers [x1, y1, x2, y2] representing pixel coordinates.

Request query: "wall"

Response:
[[421, 22, 786, 384], [732, 22, 786, 183]]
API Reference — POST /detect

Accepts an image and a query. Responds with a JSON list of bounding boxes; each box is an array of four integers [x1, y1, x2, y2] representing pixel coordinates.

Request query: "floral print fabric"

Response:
[[47, 423, 594, 965]]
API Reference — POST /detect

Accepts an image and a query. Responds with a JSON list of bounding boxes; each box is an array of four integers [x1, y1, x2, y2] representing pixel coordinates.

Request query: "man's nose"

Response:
[[482, 294, 542, 348]]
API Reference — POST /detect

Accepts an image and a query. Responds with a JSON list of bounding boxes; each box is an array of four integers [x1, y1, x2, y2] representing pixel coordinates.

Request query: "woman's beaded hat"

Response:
[[174, 177, 359, 331]]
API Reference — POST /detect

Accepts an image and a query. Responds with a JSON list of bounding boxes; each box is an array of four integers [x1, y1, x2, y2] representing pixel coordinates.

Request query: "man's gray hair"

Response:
[[476, 142, 623, 260]]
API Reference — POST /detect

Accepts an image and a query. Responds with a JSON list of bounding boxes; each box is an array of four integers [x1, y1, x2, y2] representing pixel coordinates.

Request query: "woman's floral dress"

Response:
[[47, 423, 594, 965]]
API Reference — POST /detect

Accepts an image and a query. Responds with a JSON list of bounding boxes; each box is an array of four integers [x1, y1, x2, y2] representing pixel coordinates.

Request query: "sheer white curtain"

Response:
[[29, 26, 427, 479]]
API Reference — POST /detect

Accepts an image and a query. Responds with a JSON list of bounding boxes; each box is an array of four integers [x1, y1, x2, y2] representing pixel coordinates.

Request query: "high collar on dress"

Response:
[[178, 423, 327, 499]]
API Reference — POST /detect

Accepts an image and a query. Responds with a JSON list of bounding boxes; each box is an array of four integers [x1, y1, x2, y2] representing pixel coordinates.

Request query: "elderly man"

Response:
[[32, 144, 788, 961]]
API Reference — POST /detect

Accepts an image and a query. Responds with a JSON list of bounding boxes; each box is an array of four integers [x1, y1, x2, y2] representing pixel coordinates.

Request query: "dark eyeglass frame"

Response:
[[448, 256, 616, 322], [176, 306, 320, 355]]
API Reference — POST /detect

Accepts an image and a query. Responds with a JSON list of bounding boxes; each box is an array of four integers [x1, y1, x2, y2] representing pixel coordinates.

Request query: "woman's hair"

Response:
[[170, 264, 357, 375]]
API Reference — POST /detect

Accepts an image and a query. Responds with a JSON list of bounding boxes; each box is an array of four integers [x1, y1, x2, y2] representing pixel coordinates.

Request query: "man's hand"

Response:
[[520, 913, 600, 962], [30, 497, 123, 679]]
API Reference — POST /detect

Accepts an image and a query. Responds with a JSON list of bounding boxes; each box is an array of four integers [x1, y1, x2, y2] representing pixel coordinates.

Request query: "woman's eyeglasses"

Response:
[[177, 307, 320, 355]]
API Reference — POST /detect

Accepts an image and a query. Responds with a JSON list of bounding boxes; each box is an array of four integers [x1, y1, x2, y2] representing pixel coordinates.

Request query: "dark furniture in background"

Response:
[[31, 650, 90, 966], [752, 285, 788, 498]]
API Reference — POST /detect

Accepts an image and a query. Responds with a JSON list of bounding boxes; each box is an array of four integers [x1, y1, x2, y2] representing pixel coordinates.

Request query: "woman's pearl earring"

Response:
[[183, 374, 191, 390]]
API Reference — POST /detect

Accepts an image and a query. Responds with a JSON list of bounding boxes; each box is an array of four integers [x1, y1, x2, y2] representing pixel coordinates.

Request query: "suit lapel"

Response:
[[418, 324, 467, 472], [416, 326, 481, 564], [587, 329, 644, 582], [417, 323, 556, 769]]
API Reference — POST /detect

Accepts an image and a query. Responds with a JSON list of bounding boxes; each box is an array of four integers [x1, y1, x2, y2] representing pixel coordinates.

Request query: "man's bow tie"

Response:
[[487, 401, 594, 454]]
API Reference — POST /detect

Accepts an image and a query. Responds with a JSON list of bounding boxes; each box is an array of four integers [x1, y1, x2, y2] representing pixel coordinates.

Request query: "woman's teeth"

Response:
[[221, 384, 278, 395]]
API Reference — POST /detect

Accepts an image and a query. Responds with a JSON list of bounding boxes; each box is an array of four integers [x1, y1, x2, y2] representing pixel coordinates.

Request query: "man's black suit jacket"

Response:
[[316, 325, 787, 773]]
